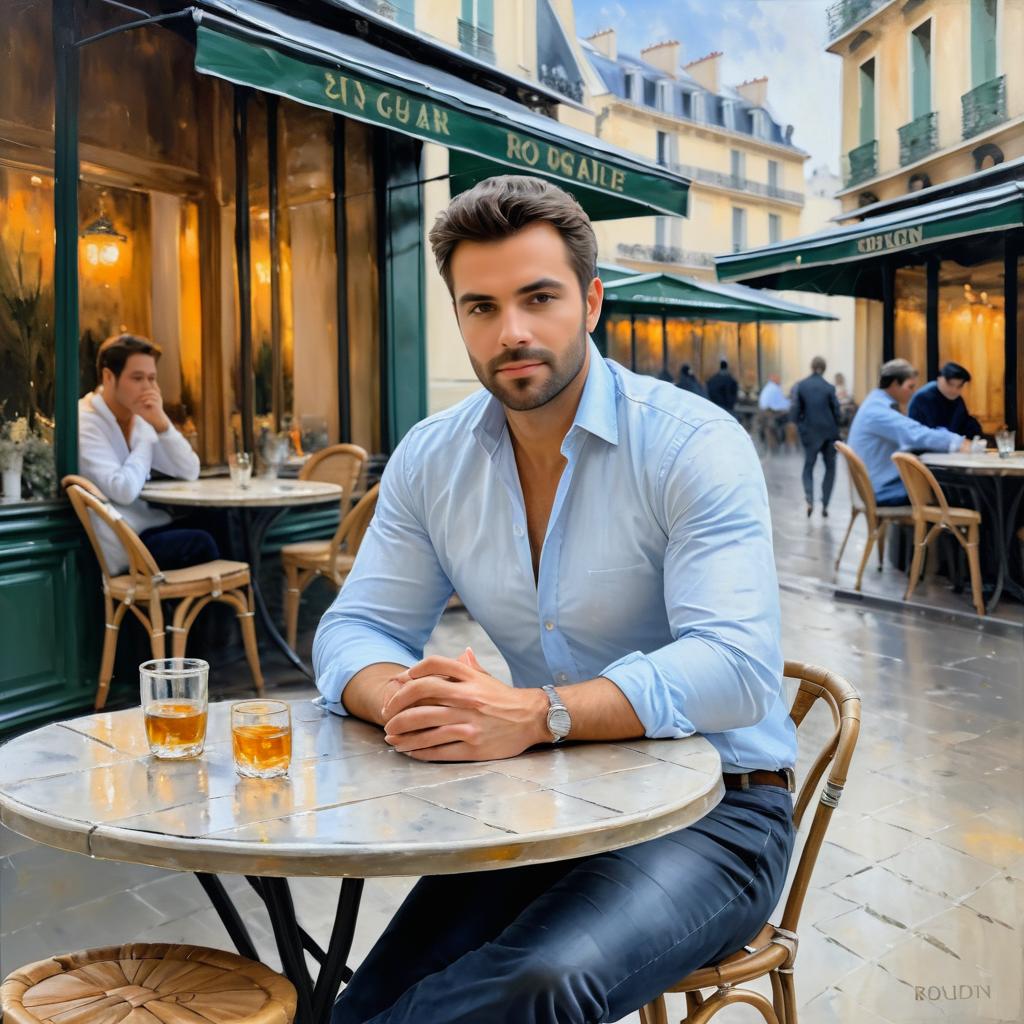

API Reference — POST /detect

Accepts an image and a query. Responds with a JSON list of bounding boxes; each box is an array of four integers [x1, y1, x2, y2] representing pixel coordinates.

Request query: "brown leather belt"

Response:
[[723, 769, 795, 792]]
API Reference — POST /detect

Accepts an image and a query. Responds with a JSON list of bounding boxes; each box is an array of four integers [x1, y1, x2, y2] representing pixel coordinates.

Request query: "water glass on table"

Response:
[[995, 429, 1016, 459], [228, 451, 253, 488], [141, 658, 209, 759], [232, 700, 292, 778]]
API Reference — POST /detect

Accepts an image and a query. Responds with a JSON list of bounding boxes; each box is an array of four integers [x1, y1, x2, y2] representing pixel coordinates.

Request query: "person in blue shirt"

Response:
[[316, 176, 796, 1024], [847, 358, 971, 506], [907, 361, 983, 439]]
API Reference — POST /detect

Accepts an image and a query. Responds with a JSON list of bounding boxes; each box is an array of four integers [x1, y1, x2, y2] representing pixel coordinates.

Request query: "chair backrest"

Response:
[[779, 660, 861, 935], [62, 474, 162, 582], [328, 483, 380, 567], [834, 441, 876, 520], [891, 452, 951, 516], [300, 443, 369, 498]]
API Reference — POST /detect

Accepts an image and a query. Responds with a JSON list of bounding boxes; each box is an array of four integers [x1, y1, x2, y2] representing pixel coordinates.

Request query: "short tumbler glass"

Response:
[[995, 429, 1016, 459], [228, 451, 253, 488], [232, 700, 292, 778], [141, 658, 209, 759]]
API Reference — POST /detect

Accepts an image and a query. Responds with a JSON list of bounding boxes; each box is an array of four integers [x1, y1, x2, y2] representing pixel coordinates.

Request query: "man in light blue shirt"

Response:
[[317, 176, 796, 1024], [847, 358, 970, 505]]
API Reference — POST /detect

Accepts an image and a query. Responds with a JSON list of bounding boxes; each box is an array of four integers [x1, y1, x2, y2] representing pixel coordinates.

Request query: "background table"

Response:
[[921, 452, 1024, 612], [0, 700, 723, 1024], [141, 478, 342, 677]]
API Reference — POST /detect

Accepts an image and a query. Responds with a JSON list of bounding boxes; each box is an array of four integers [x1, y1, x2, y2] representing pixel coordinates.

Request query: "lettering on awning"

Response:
[[324, 72, 452, 137], [856, 224, 925, 254], [506, 133, 626, 192]]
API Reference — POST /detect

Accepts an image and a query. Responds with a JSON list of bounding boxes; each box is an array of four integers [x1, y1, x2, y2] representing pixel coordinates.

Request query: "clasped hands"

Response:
[[380, 648, 549, 762], [132, 386, 171, 434]]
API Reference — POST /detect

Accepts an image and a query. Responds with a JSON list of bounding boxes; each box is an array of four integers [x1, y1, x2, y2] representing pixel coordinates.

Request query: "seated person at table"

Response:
[[314, 176, 797, 1024], [848, 357, 971, 507], [79, 333, 218, 573], [908, 361, 983, 439], [757, 372, 790, 446]]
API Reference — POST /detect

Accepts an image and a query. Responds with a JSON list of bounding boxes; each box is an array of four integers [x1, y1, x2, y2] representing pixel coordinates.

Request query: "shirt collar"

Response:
[[90, 389, 117, 427], [472, 339, 619, 458]]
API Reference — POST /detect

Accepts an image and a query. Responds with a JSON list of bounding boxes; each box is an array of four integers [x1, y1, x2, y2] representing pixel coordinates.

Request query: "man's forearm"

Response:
[[342, 662, 410, 726], [552, 677, 645, 743]]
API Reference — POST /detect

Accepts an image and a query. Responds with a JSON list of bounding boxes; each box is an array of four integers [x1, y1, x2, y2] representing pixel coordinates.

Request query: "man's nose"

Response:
[[496, 308, 532, 349]]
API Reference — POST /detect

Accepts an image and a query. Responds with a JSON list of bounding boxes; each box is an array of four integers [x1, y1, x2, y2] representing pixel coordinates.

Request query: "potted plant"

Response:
[[0, 416, 29, 500]]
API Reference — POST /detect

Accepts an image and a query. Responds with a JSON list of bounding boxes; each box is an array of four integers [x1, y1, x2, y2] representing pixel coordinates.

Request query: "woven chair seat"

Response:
[[1, 943, 296, 1024], [918, 504, 981, 525], [107, 559, 252, 599], [280, 540, 355, 572], [666, 923, 791, 992]]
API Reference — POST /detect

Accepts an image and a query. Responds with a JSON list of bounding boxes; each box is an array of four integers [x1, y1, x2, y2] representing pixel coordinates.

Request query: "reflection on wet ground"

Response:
[[1, 451, 1021, 1023]]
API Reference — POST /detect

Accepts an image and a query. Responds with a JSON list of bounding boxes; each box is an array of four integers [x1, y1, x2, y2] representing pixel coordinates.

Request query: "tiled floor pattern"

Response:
[[2, 451, 1021, 1023]]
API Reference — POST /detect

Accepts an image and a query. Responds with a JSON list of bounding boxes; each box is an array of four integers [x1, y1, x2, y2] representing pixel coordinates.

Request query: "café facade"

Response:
[[0, 0, 690, 732]]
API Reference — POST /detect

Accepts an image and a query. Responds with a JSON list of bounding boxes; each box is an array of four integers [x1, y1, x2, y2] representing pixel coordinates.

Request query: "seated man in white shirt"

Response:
[[78, 333, 218, 573]]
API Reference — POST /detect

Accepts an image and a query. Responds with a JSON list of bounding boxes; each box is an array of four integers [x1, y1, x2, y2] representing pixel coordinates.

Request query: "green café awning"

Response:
[[716, 180, 1024, 296], [192, 8, 690, 220], [599, 270, 838, 323]]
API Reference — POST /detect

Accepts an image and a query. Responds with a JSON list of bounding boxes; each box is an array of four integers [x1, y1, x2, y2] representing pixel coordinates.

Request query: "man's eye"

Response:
[[529, 293, 555, 305], [469, 303, 493, 315]]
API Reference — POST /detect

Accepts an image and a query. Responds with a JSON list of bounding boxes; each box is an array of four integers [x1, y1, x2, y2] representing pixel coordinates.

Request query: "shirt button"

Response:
[[513, 524, 525, 537], [557, 672, 568, 682], [544, 621, 554, 631]]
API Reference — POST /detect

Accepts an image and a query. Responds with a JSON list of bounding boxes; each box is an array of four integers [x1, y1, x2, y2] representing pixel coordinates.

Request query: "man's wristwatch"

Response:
[[542, 685, 571, 744]]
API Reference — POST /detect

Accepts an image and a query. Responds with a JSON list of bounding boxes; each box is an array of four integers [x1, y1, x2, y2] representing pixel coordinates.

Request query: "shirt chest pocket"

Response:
[[578, 562, 657, 629]]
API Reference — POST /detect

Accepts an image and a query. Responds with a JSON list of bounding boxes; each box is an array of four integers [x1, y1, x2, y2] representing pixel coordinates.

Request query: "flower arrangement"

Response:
[[0, 416, 29, 471], [0, 415, 55, 499]]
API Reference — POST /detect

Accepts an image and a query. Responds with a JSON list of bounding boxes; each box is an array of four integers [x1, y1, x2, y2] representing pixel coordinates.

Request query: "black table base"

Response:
[[197, 872, 364, 1024]]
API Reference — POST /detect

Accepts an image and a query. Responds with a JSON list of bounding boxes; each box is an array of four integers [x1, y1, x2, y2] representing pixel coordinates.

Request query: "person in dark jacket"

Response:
[[794, 356, 841, 517], [907, 362, 983, 439], [676, 362, 707, 398], [706, 360, 739, 413]]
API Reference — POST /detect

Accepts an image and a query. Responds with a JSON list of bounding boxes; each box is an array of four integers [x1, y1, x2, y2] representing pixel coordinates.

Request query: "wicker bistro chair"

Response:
[[833, 442, 913, 590], [639, 661, 861, 1024], [62, 476, 265, 710], [281, 483, 380, 648], [299, 442, 368, 493], [891, 453, 985, 616], [2, 943, 296, 1024]]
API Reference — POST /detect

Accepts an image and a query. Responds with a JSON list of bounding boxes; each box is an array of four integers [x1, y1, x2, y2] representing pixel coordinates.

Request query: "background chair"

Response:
[[639, 660, 861, 1024], [282, 483, 380, 648], [833, 442, 913, 590], [63, 475, 264, 709], [299, 442, 368, 495], [2, 943, 296, 1024], [891, 453, 985, 616]]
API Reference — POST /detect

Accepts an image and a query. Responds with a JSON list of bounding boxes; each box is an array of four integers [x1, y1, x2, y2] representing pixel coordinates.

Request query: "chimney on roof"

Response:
[[587, 27, 616, 61], [736, 76, 768, 107], [684, 51, 722, 94], [640, 40, 680, 77]]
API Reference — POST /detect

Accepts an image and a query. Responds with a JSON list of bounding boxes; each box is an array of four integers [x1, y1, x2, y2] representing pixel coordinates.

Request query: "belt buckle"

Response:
[[782, 767, 796, 793]]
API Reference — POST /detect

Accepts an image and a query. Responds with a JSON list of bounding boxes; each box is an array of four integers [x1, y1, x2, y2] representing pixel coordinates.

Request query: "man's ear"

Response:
[[585, 276, 604, 333]]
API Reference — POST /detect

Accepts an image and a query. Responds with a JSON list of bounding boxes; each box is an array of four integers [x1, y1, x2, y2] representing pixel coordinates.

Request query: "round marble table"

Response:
[[0, 700, 722, 1023], [921, 452, 1024, 612], [141, 478, 342, 677]]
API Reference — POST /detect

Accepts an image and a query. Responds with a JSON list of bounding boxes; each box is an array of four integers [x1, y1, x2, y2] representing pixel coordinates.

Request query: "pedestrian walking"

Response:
[[676, 362, 707, 398], [706, 359, 739, 414], [794, 356, 841, 517]]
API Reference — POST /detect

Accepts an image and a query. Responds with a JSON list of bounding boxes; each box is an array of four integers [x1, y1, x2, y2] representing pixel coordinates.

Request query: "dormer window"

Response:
[[625, 70, 643, 103], [722, 101, 736, 130], [657, 80, 673, 113], [691, 92, 705, 122]]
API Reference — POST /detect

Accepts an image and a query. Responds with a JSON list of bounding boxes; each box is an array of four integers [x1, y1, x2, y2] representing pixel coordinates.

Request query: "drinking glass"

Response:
[[228, 451, 252, 488], [141, 658, 209, 759], [232, 700, 292, 778], [995, 429, 1016, 459], [970, 436, 987, 454]]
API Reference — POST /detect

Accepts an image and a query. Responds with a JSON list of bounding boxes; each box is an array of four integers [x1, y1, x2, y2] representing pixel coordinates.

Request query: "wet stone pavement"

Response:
[[2, 450, 1022, 1023]]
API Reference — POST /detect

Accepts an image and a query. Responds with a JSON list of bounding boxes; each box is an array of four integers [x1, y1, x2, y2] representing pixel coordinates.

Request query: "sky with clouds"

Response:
[[574, 1, 842, 178]]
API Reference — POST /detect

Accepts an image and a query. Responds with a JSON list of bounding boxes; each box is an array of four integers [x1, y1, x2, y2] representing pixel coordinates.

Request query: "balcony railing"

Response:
[[539, 65, 584, 104], [962, 76, 1007, 139], [616, 243, 716, 269], [898, 111, 938, 166], [457, 19, 495, 64], [826, 0, 890, 41], [671, 163, 804, 206], [844, 139, 878, 187]]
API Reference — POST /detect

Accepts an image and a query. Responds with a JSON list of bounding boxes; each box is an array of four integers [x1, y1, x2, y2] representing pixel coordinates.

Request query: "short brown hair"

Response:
[[879, 358, 918, 389], [428, 175, 598, 298], [96, 333, 162, 380]]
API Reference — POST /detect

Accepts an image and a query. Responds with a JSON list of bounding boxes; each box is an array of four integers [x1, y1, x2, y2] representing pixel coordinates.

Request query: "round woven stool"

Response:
[[0, 944, 296, 1024]]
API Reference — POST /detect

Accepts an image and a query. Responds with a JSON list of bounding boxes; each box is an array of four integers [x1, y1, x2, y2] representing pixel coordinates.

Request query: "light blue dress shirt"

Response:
[[847, 388, 963, 503], [313, 342, 797, 773]]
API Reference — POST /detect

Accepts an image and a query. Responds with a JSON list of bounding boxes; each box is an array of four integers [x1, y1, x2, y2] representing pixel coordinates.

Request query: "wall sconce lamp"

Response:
[[80, 208, 126, 267]]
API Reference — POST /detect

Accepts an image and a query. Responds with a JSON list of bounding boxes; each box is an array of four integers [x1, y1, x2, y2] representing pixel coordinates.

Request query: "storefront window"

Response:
[[894, 265, 927, 376], [938, 259, 1004, 433], [0, 168, 56, 501]]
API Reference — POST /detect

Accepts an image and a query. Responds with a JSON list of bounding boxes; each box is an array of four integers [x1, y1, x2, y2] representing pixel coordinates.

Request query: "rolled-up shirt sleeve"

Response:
[[600, 418, 783, 738], [312, 433, 455, 708], [890, 407, 963, 452]]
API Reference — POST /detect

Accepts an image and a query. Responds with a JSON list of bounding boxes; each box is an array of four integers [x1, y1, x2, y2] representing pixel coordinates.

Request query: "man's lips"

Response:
[[496, 361, 545, 378]]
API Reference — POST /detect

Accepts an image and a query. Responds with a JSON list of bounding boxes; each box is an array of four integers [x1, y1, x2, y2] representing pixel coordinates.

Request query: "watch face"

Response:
[[548, 707, 571, 738]]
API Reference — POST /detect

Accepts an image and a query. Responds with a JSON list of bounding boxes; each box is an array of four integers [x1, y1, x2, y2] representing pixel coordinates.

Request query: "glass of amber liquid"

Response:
[[141, 658, 209, 759], [232, 700, 292, 779]]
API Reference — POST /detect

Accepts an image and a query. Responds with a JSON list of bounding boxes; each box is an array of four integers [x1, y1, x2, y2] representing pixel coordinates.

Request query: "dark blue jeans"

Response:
[[332, 785, 795, 1024], [802, 438, 837, 508], [139, 524, 219, 570]]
